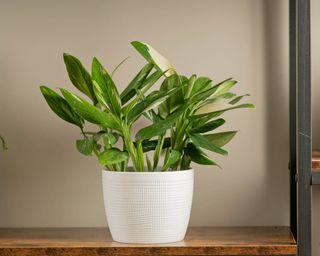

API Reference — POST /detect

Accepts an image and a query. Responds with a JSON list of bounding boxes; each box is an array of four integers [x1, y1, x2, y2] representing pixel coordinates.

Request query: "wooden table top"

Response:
[[313, 150, 320, 170], [0, 227, 297, 256]]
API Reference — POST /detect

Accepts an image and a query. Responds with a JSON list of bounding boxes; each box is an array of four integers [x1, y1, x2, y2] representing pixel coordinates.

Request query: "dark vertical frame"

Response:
[[289, 0, 297, 241], [296, 0, 312, 255]]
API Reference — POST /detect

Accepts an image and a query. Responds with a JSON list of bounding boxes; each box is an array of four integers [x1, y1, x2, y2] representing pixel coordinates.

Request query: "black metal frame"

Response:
[[289, 0, 312, 255]]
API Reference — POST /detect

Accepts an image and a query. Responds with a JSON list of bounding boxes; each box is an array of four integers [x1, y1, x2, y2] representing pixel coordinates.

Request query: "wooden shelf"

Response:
[[313, 150, 320, 170], [0, 227, 297, 256]]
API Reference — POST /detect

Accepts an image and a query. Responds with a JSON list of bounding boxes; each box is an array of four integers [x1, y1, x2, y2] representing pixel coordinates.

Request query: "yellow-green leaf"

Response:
[[99, 148, 128, 166]]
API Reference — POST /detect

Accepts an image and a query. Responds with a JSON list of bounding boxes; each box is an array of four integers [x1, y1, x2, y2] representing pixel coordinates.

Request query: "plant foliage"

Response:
[[40, 41, 254, 171], [0, 135, 8, 151]]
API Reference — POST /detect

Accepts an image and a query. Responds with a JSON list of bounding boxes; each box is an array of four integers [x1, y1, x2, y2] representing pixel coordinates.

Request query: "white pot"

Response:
[[102, 169, 194, 244]]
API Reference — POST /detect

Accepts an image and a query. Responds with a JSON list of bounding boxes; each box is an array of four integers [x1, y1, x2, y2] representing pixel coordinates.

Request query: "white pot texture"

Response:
[[102, 169, 194, 244]]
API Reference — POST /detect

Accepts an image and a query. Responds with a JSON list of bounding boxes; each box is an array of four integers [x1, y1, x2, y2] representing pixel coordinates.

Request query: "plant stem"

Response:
[[164, 147, 170, 165], [137, 140, 145, 171], [146, 154, 152, 171], [122, 124, 139, 171], [174, 119, 189, 150], [153, 134, 165, 171], [171, 117, 189, 170]]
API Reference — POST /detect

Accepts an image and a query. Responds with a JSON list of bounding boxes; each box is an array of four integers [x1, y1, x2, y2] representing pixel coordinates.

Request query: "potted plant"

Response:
[[40, 41, 254, 244]]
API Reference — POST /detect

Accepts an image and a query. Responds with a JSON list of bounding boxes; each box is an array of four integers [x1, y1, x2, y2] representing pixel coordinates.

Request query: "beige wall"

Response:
[[2, 0, 315, 249]]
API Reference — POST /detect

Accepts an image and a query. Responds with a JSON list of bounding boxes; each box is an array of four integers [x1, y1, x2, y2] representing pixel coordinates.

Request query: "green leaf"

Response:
[[191, 77, 212, 95], [189, 82, 216, 103], [140, 70, 166, 93], [189, 133, 227, 156], [184, 75, 197, 99], [127, 91, 165, 124], [91, 131, 106, 141], [111, 56, 130, 77], [204, 131, 237, 147], [93, 141, 102, 152], [229, 94, 250, 105], [92, 57, 122, 116], [163, 150, 181, 170], [63, 53, 97, 104], [102, 133, 118, 145], [185, 143, 218, 166], [197, 92, 238, 111], [141, 137, 171, 152], [92, 131, 119, 145], [211, 79, 237, 98], [98, 148, 128, 166], [0, 135, 8, 151], [179, 75, 189, 94], [191, 118, 225, 133], [92, 80, 111, 110], [136, 105, 186, 141], [142, 109, 159, 122], [190, 78, 234, 104], [60, 89, 121, 131], [76, 139, 94, 155], [40, 86, 84, 128], [131, 41, 176, 77], [193, 103, 255, 125], [120, 63, 154, 104], [127, 86, 183, 124], [159, 74, 185, 118], [180, 153, 191, 170], [221, 92, 237, 99]]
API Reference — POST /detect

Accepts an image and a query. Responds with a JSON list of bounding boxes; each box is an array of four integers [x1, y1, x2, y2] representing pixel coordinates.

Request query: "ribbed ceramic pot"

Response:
[[102, 169, 194, 244]]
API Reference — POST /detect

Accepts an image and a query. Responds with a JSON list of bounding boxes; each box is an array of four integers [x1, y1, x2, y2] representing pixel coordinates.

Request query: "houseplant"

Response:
[[40, 41, 254, 243]]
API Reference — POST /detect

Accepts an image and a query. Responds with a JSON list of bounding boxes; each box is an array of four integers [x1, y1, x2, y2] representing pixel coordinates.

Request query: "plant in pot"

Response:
[[40, 41, 254, 244]]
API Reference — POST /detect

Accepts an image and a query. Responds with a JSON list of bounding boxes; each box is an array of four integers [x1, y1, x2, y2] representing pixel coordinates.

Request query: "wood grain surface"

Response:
[[313, 150, 320, 170], [0, 227, 297, 256]]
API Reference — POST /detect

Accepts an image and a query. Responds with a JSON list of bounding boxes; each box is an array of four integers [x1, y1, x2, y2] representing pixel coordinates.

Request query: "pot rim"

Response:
[[102, 168, 193, 174]]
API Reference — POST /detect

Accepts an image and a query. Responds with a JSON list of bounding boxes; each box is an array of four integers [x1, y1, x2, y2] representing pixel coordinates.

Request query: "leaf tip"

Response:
[[59, 87, 68, 96], [131, 40, 142, 46], [63, 52, 73, 62], [39, 85, 46, 91]]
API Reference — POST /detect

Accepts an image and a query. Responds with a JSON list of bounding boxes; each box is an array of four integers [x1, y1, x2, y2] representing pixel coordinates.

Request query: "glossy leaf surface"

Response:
[[40, 86, 83, 128], [63, 53, 97, 104], [189, 133, 227, 156], [60, 89, 120, 131]]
